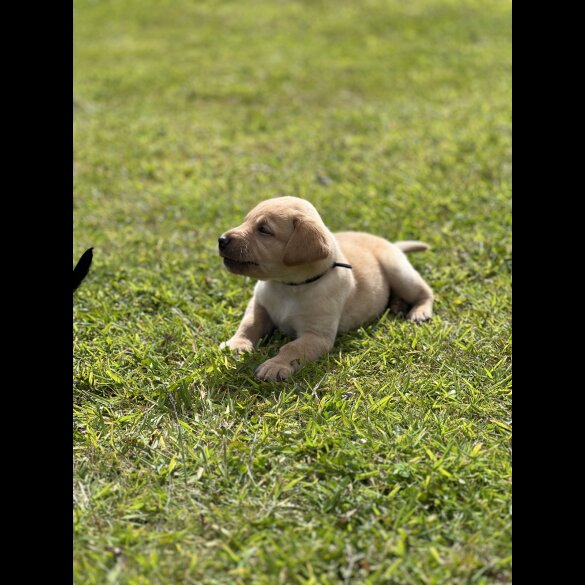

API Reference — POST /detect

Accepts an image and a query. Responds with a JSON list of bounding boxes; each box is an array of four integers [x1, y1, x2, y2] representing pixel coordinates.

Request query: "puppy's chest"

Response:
[[266, 296, 306, 336], [256, 286, 314, 336]]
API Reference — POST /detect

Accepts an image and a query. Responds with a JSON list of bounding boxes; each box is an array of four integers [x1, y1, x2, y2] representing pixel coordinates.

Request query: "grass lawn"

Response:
[[73, 0, 511, 583]]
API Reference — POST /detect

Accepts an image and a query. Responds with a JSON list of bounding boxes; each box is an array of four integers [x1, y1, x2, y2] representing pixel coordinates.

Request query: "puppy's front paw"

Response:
[[407, 306, 432, 323], [255, 358, 296, 381], [219, 337, 254, 354]]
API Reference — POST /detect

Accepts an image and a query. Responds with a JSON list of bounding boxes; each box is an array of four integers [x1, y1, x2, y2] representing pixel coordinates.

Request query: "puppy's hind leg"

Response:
[[381, 246, 434, 323]]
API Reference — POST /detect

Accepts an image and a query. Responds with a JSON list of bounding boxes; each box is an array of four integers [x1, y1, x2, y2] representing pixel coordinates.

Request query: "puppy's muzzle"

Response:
[[218, 234, 231, 251], [218, 233, 259, 270]]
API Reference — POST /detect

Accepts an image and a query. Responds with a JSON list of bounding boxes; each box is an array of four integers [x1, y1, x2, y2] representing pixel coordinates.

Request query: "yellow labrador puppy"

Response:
[[219, 196, 433, 381]]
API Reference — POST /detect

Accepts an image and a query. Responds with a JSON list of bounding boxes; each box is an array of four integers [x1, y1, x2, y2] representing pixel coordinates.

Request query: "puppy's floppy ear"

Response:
[[283, 217, 331, 266]]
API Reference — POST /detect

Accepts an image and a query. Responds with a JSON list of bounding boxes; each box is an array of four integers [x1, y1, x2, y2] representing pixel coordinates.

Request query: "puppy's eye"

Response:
[[258, 225, 272, 236]]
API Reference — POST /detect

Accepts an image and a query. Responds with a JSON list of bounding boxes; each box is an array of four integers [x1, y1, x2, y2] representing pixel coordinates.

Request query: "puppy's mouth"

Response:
[[222, 256, 259, 270]]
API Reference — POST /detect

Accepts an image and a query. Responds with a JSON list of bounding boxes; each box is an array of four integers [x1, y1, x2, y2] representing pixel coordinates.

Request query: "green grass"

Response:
[[73, 0, 511, 583]]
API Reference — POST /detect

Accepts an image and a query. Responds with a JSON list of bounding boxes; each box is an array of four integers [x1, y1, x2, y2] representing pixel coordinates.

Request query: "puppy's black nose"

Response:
[[218, 235, 230, 250]]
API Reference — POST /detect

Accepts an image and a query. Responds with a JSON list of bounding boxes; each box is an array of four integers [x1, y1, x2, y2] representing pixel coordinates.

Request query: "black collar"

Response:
[[282, 262, 352, 286]]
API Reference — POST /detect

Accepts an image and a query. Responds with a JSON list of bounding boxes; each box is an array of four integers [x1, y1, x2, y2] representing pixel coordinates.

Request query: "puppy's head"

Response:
[[218, 196, 333, 280]]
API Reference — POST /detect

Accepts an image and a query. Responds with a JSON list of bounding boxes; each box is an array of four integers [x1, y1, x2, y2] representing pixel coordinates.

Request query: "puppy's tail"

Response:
[[394, 241, 430, 253]]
